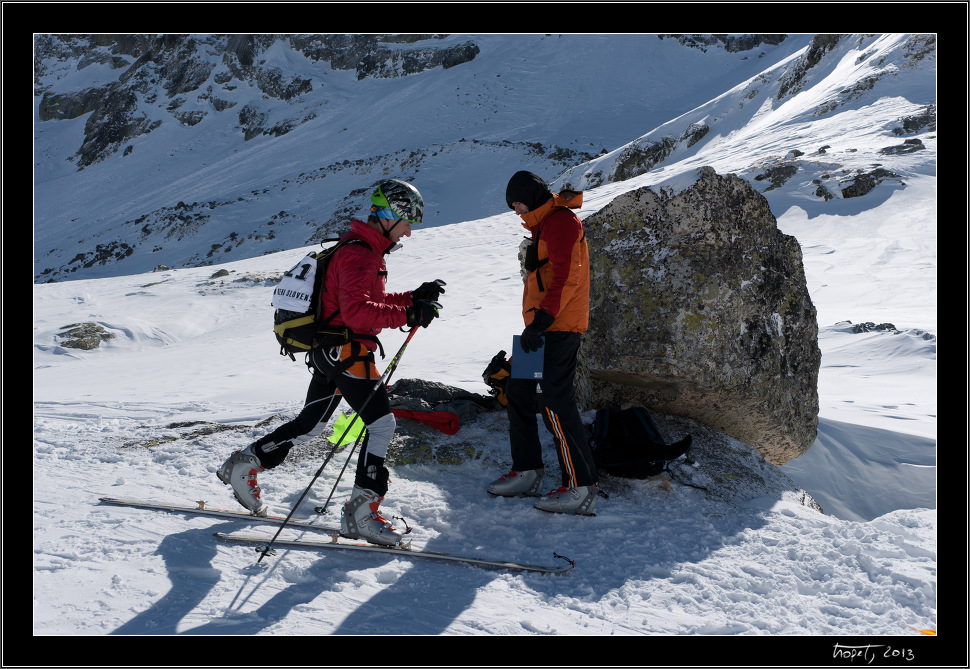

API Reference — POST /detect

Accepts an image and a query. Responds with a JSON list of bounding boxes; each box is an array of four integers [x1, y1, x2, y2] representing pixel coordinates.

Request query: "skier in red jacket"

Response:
[[218, 179, 445, 545]]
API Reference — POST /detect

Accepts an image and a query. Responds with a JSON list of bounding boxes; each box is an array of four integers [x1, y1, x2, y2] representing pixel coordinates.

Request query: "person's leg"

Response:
[[336, 382, 395, 497], [250, 371, 342, 468], [505, 376, 543, 471], [318, 342, 403, 545], [486, 365, 546, 496], [217, 363, 341, 512], [531, 331, 599, 515], [319, 342, 396, 496], [536, 331, 597, 489]]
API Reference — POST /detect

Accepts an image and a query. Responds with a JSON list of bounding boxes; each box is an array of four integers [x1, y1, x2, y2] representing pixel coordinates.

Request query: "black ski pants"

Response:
[[505, 331, 598, 489], [253, 342, 394, 496]]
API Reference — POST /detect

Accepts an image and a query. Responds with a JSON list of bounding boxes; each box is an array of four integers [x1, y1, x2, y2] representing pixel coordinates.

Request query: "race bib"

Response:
[[272, 252, 317, 312]]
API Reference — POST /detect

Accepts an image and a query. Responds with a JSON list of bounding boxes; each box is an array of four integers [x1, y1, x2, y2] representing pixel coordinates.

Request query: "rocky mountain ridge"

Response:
[[34, 34, 935, 284], [554, 34, 936, 192], [34, 34, 483, 169]]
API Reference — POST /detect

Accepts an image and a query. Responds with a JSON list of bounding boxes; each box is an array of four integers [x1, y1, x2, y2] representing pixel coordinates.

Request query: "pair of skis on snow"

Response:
[[98, 497, 574, 574]]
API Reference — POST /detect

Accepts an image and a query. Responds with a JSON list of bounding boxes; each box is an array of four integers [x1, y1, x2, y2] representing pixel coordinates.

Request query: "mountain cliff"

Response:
[[33, 34, 935, 284]]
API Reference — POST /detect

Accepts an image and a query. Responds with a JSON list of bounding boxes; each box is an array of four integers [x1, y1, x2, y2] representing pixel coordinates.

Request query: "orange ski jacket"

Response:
[[519, 190, 589, 334]]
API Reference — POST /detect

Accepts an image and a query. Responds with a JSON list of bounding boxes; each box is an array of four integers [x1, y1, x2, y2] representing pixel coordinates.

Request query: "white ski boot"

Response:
[[534, 484, 599, 515], [486, 468, 544, 497], [216, 444, 267, 515], [340, 486, 403, 546]]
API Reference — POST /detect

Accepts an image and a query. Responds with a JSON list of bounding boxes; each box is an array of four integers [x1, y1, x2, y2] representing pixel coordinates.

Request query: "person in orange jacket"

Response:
[[487, 171, 600, 515]]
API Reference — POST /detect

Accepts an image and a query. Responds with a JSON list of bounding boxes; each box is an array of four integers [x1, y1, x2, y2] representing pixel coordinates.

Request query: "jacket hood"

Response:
[[518, 190, 583, 229]]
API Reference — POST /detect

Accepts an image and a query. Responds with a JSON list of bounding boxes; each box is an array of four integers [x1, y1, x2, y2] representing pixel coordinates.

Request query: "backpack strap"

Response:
[[274, 314, 317, 361], [632, 407, 669, 449], [532, 222, 550, 293], [315, 326, 385, 359]]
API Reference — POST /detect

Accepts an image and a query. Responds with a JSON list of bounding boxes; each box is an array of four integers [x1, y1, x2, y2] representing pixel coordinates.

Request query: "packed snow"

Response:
[[32, 33, 939, 647]]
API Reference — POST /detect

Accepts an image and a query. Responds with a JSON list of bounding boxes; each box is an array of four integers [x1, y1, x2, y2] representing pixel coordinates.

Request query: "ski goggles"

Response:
[[372, 204, 422, 225], [372, 206, 402, 220]]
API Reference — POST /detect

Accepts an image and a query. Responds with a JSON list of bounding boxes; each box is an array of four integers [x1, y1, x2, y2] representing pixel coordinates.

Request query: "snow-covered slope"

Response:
[[32, 33, 939, 643], [30, 179, 939, 639]]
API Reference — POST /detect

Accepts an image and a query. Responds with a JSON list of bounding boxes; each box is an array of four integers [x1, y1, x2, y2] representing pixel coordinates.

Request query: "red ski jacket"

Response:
[[321, 219, 412, 352]]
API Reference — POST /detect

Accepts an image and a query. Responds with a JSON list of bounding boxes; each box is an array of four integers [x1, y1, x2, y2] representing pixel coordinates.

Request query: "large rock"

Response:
[[576, 167, 820, 465]]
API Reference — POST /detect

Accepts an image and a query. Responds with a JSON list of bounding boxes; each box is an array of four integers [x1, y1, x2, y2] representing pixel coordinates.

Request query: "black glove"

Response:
[[406, 300, 441, 328], [520, 309, 554, 352], [411, 279, 446, 302]]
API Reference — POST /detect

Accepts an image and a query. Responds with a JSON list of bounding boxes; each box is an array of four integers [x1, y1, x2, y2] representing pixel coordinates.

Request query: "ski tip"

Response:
[[553, 552, 577, 570]]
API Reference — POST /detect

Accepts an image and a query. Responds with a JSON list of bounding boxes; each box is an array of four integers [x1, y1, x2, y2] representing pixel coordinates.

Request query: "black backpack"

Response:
[[589, 406, 693, 478], [271, 237, 371, 361]]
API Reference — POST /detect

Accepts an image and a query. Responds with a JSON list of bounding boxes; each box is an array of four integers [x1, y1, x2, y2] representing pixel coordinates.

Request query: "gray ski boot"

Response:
[[486, 468, 544, 497], [534, 484, 599, 515], [216, 444, 267, 515], [340, 486, 403, 546]]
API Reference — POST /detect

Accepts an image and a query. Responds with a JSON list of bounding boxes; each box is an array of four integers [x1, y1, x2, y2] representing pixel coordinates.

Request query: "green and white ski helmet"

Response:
[[370, 179, 424, 225]]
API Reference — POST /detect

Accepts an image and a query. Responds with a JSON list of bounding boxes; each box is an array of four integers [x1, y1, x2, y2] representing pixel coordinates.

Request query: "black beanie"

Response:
[[505, 171, 553, 212]]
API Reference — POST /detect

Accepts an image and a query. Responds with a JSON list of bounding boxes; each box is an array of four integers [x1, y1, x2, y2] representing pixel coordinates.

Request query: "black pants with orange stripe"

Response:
[[505, 331, 598, 489]]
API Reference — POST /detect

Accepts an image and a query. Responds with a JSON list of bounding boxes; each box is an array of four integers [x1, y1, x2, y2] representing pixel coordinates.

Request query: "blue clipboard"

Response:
[[511, 335, 544, 380]]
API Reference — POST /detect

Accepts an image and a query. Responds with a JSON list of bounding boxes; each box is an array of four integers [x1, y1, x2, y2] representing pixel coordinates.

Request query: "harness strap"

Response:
[[315, 340, 376, 383], [316, 326, 385, 359]]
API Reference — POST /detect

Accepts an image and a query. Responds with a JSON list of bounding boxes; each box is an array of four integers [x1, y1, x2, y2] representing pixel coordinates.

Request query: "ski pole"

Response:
[[256, 326, 420, 563]]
